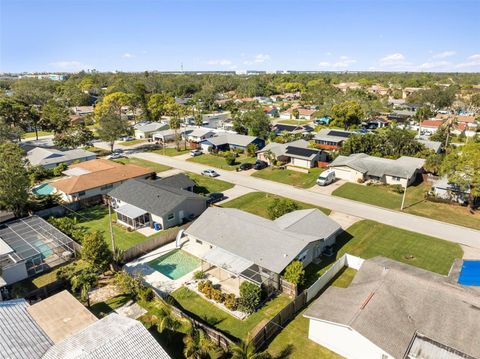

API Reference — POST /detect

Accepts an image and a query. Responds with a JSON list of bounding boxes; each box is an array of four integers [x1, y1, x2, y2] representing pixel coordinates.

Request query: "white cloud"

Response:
[[207, 59, 232, 66], [418, 61, 451, 70], [455, 54, 480, 69], [318, 56, 356, 69], [380, 53, 406, 65], [122, 52, 135, 59], [432, 51, 456, 59], [49, 61, 91, 72], [243, 53, 271, 65]]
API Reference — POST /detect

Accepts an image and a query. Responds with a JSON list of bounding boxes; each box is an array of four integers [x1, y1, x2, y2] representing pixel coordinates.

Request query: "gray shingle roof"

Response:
[[0, 299, 53, 359], [274, 209, 342, 239], [204, 133, 258, 147], [185, 207, 340, 273], [154, 173, 195, 190], [314, 128, 355, 143], [42, 313, 170, 359], [108, 178, 205, 218], [26, 147, 96, 167], [257, 139, 314, 159], [134, 122, 167, 133], [304, 257, 480, 359], [329, 153, 425, 178]]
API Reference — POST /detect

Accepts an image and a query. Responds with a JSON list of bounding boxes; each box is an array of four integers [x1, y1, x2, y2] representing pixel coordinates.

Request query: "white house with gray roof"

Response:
[[108, 174, 206, 230], [329, 153, 425, 187], [199, 133, 265, 152], [184, 207, 341, 293], [257, 139, 326, 168], [26, 147, 96, 169], [304, 257, 480, 359], [134, 122, 169, 139]]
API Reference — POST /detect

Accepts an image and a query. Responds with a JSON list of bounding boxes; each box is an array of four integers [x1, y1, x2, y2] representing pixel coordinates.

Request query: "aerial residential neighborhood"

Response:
[[1, 0, 479, 358]]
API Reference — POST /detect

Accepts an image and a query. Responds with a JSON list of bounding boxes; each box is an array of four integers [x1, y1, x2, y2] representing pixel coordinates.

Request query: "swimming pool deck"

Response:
[[124, 238, 206, 296]]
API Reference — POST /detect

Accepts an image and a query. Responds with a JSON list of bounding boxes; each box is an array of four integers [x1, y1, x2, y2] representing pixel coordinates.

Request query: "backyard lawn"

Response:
[[332, 182, 480, 230], [222, 192, 330, 217], [73, 205, 156, 250], [113, 157, 171, 173], [187, 153, 257, 171], [187, 172, 234, 195], [251, 167, 322, 188], [152, 147, 190, 156], [171, 286, 291, 340], [266, 268, 356, 359]]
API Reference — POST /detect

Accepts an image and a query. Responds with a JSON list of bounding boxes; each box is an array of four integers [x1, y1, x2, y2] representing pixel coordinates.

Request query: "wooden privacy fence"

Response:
[[121, 223, 191, 262], [251, 254, 364, 350]]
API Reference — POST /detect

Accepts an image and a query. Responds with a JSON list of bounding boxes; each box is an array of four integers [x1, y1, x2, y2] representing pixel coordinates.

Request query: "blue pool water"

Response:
[[33, 240, 54, 258], [458, 260, 480, 286], [32, 183, 55, 196], [148, 250, 200, 280]]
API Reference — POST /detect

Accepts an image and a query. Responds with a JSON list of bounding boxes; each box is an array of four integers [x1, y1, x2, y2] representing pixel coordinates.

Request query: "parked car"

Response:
[[112, 148, 124, 154], [190, 149, 203, 157], [317, 170, 335, 186], [206, 192, 225, 204], [120, 136, 134, 141], [239, 163, 253, 171], [107, 153, 125, 159], [322, 245, 335, 257], [253, 160, 268, 170], [201, 169, 219, 177]]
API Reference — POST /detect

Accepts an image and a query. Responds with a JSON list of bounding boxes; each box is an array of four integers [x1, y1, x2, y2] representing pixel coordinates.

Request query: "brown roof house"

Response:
[[50, 159, 154, 203]]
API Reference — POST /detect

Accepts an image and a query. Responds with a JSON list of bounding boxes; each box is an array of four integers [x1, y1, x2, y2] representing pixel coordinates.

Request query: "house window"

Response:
[[78, 191, 86, 196], [196, 239, 203, 245], [167, 213, 175, 221], [392, 176, 401, 181], [298, 250, 308, 262], [101, 184, 113, 191]]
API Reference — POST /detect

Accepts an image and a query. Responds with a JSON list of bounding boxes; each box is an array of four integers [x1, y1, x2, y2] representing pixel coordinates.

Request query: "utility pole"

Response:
[[108, 201, 116, 253], [400, 179, 409, 211]]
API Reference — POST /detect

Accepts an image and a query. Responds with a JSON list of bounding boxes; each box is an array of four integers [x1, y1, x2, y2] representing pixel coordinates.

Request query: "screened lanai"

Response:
[[0, 216, 77, 276]]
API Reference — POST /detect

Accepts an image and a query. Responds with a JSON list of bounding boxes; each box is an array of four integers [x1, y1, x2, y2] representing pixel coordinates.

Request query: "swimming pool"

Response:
[[148, 249, 200, 280], [32, 183, 55, 196], [458, 260, 480, 286]]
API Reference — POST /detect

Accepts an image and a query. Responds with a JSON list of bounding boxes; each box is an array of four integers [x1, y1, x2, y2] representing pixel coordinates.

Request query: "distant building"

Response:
[[314, 129, 355, 150], [257, 139, 326, 168], [134, 122, 169, 139], [26, 147, 96, 169], [200, 133, 265, 152]]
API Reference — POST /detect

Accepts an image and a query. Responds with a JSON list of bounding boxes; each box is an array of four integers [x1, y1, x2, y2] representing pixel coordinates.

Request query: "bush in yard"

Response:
[[266, 198, 299, 220], [52, 163, 68, 177], [203, 285, 213, 299], [81, 231, 113, 271], [138, 286, 155, 302], [225, 154, 236, 166], [391, 184, 404, 194], [282, 260, 305, 286], [211, 288, 224, 303], [224, 294, 238, 311], [246, 143, 258, 157], [238, 281, 261, 313], [193, 271, 206, 280]]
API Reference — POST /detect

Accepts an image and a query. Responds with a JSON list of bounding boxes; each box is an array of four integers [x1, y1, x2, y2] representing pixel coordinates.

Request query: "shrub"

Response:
[[391, 184, 404, 194], [81, 231, 113, 271], [193, 271, 206, 280], [211, 288, 224, 303], [246, 143, 258, 157], [203, 285, 213, 299], [225, 154, 236, 166], [238, 281, 261, 314], [282, 260, 305, 286], [357, 178, 365, 184], [138, 287, 155, 302], [197, 279, 212, 292], [224, 294, 238, 311], [52, 163, 68, 177], [266, 198, 299, 220]]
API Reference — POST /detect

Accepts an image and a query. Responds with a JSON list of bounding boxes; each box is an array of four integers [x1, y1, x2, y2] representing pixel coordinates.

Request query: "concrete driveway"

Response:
[[130, 151, 480, 249], [217, 185, 256, 205], [308, 179, 346, 195]]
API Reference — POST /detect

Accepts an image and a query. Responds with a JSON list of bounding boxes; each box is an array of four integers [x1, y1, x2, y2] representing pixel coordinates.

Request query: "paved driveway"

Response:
[[130, 152, 480, 249]]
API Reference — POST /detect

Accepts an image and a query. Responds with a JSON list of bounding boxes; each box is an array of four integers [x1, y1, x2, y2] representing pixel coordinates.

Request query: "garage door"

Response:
[[332, 167, 355, 181]]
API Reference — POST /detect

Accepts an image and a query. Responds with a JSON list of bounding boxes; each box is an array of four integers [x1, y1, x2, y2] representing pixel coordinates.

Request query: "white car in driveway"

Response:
[[201, 169, 219, 177], [190, 149, 203, 157]]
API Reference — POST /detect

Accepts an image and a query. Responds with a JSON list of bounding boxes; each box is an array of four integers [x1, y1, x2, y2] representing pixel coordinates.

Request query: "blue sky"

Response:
[[1, 0, 479, 73]]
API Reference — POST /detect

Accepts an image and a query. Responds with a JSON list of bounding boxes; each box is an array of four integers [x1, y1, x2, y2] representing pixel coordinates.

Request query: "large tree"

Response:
[[94, 92, 133, 120], [147, 93, 176, 121], [0, 142, 30, 216], [330, 100, 364, 130], [97, 112, 130, 153], [41, 99, 70, 132], [81, 231, 113, 271], [53, 124, 94, 149], [233, 109, 271, 139]]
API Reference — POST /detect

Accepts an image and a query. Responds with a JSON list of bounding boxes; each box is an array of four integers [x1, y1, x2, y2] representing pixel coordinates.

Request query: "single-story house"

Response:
[[134, 122, 169, 139], [26, 147, 96, 169], [314, 129, 355, 150], [387, 110, 415, 123], [272, 124, 314, 136], [50, 159, 154, 202], [0, 291, 171, 359], [152, 128, 177, 142], [108, 175, 206, 230], [417, 139, 442, 153], [329, 153, 425, 187], [419, 119, 443, 135], [200, 133, 265, 152], [0, 216, 77, 286], [280, 108, 316, 121], [264, 106, 279, 117], [363, 118, 389, 130], [257, 139, 326, 168], [431, 176, 470, 204], [184, 207, 341, 293], [187, 128, 216, 143], [201, 111, 231, 128], [70, 106, 94, 117], [304, 256, 480, 359]]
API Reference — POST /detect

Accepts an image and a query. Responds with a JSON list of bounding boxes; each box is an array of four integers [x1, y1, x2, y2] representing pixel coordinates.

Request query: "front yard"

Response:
[[117, 139, 145, 146], [113, 157, 171, 173], [251, 167, 322, 188], [332, 182, 480, 230], [266, 268, 356, 359], [151, 147, 191, 156], [187, 172, 234, 194], [171, 286, 291, 340], [187, 153, 257, 171], [222, 192, 330, 217]]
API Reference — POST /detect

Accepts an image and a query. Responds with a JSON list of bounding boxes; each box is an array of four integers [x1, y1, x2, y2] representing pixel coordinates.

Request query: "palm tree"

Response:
[[70, 269, 97, 307], [183, 326, 222, 359], [229, 340, 271, 359], [156, 305, 181, 335]]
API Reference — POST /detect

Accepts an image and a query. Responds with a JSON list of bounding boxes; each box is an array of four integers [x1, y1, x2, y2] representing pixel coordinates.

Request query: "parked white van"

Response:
[[317, 170, 335, 186]]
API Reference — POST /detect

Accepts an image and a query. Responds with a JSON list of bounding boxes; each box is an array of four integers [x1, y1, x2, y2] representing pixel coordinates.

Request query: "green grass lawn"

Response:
[[222, 192, 330, 217], [171, 287, 291, 340], [251, 167, 322, 188], [152, 148, 191, 156], [278, 119, 312, 125], [187, 172, 234, 195], [113, 157, 171, 173], [332, 182, 480, 230], [266, 268, 356, 359], [22, 130, 53, 138], [187, 153, 257, 171], [73, 205, 155, 250], [117, 139, 145, 146], [83, 146, 110, 157], [89, 294, 133, 318]]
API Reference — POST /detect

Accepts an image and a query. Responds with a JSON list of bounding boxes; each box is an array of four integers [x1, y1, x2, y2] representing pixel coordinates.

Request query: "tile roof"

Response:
[[304, 257, 480, 359], [0, 299, 53, 359]]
